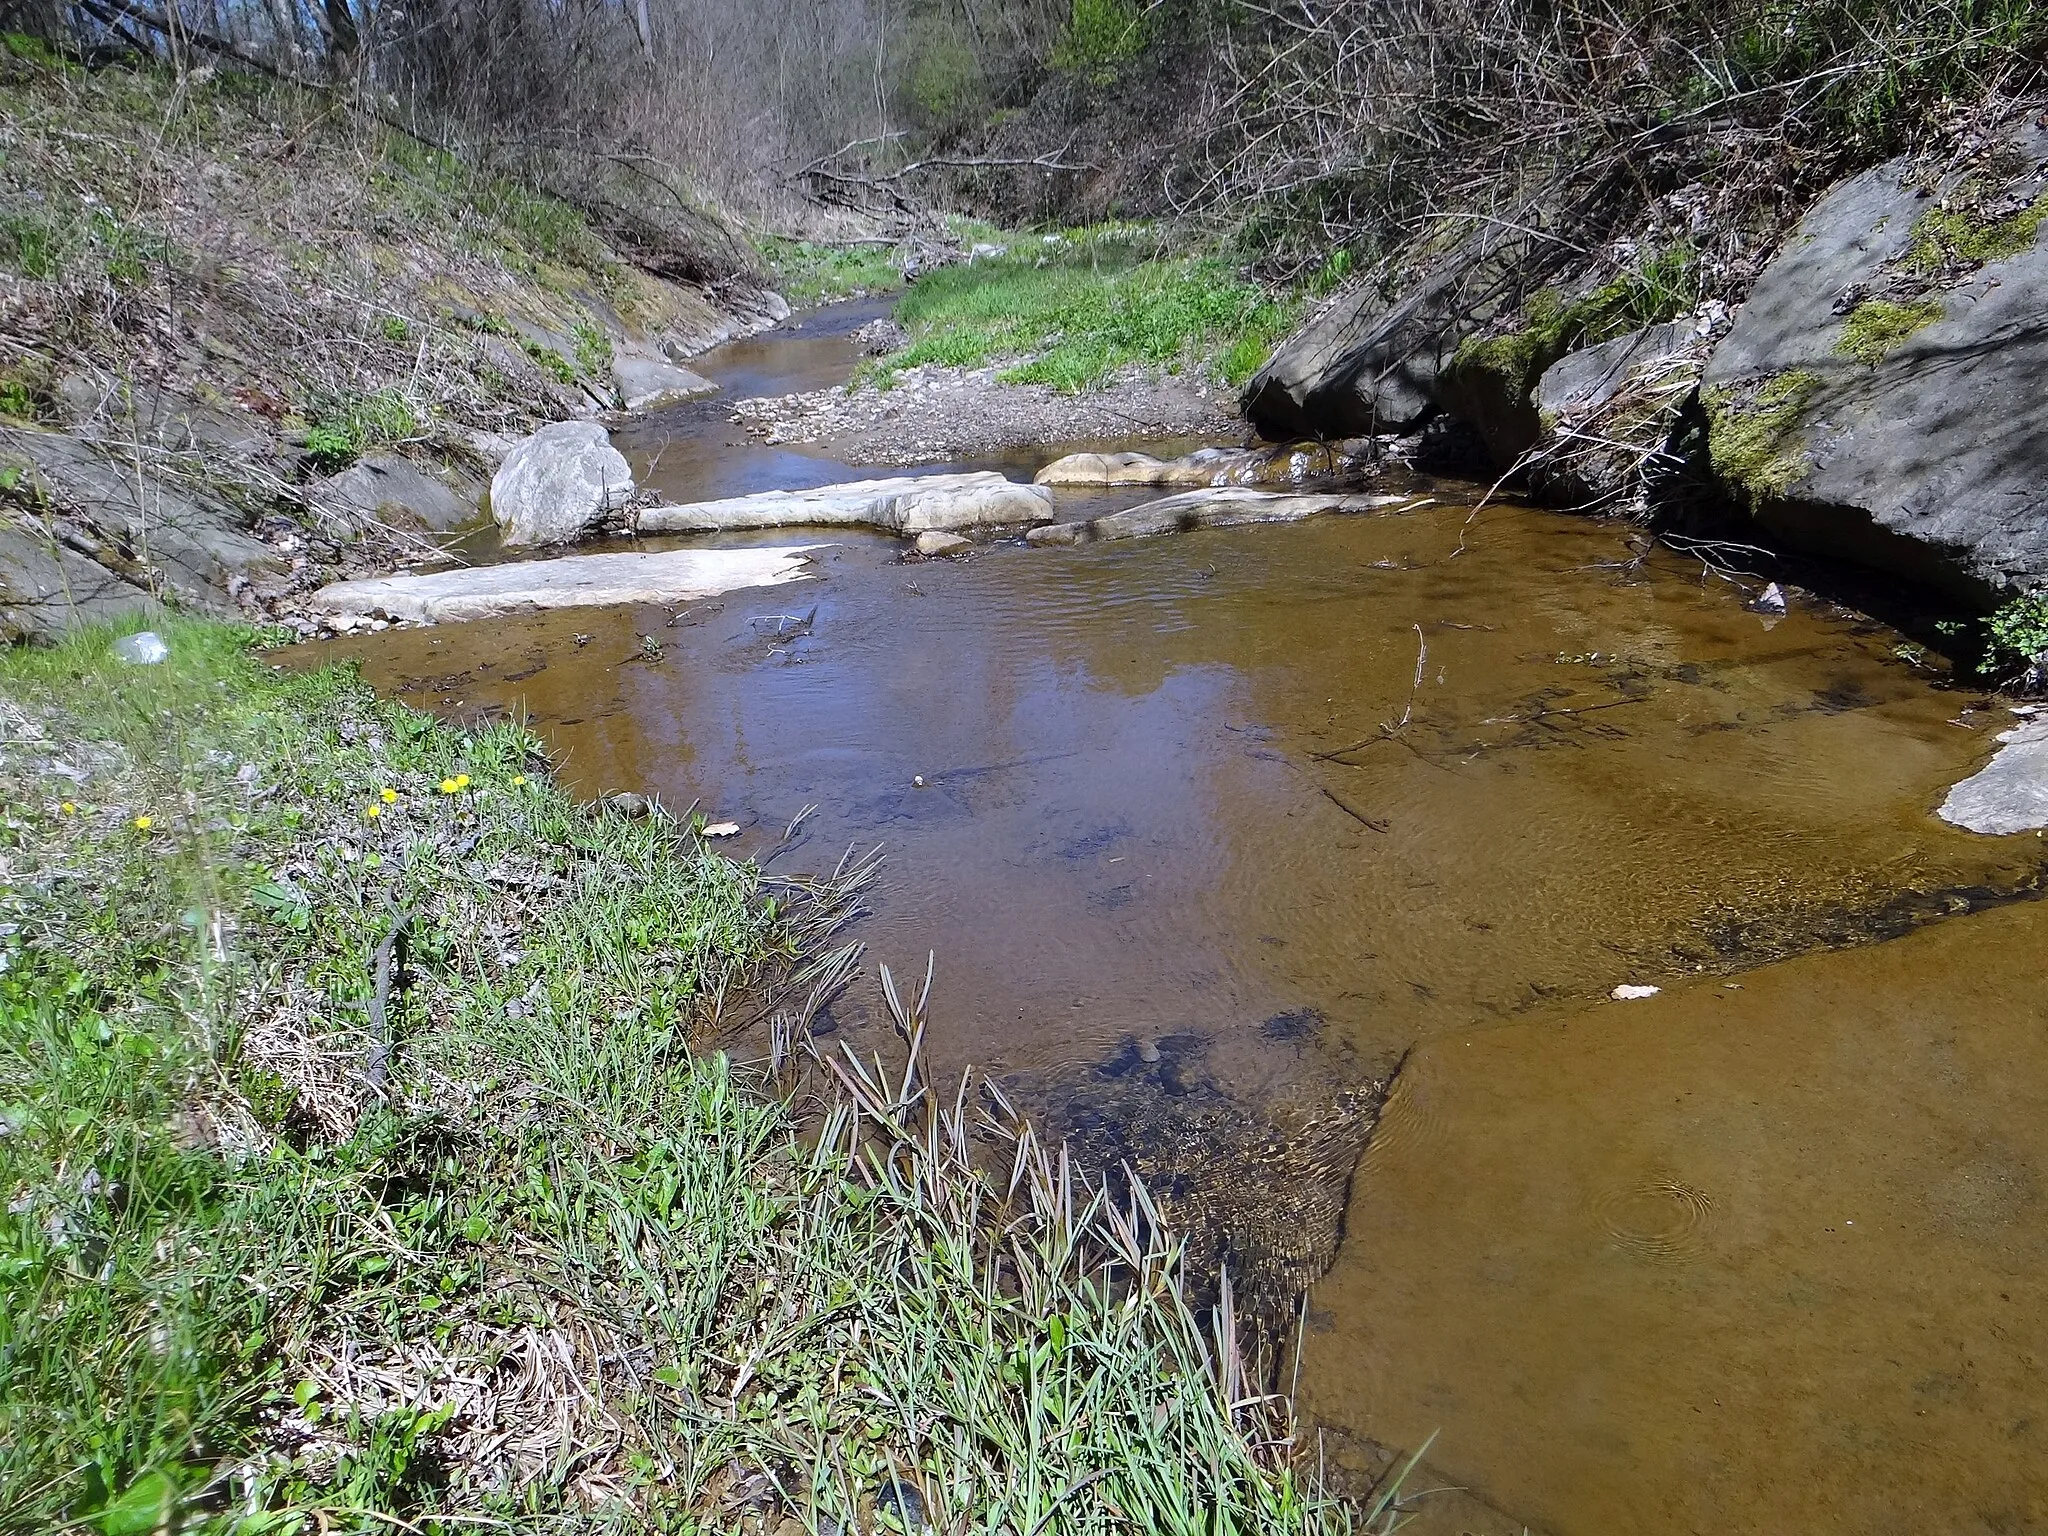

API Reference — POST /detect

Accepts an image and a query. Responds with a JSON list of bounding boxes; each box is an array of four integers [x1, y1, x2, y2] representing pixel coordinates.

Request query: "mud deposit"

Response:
[[311, 303, 2048, 1533]]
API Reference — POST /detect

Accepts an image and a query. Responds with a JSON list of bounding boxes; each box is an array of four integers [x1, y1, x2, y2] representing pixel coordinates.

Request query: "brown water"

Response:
[[314, 304, 2048, 1533], [1308, 902, 2048, 1535]]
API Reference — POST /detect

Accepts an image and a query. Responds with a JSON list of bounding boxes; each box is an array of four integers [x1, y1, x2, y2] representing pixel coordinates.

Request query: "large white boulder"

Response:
[[490, 421, 635, 547]]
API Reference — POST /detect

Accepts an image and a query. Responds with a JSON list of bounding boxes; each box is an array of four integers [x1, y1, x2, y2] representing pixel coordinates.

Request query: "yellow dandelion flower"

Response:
[[454, 774, 471, 789], [512, 775, 528, 787], [380, 787, 398, 803], [365, 804, 383, 820], [59, 801, 76, 814], [133, 815, 153, 831], [439, 778, 459, 794]]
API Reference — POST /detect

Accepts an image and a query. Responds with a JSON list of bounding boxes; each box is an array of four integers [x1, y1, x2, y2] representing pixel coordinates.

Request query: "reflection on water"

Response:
[[319, 506, 2035, 1093], [311, 302, 2048, 1533]]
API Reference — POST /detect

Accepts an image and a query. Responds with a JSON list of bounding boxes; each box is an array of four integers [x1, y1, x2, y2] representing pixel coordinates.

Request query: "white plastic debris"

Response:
[[1754, 582, 1787, 615], [1611, 984, 1662, 1001], [112, 631, 169, 665]]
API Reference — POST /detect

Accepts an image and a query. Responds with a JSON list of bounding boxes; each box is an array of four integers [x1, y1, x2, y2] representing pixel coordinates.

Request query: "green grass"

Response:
[[300, 388, 420, 472], [877, 243, 1298, 393], [0, 618, 1379, 1534], [755, 236, 906, 304]]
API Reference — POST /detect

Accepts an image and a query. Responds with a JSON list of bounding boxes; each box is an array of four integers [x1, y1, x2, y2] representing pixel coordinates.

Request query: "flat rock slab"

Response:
[[1024, 488, 1424, 544], [311, 545, 820, 625], [1937, 717, 2048, 834], [636, 471, 1051, 535]]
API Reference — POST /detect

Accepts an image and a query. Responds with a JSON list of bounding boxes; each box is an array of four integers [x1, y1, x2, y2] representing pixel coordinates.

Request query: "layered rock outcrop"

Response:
[[1699, 123, 2048, 602]]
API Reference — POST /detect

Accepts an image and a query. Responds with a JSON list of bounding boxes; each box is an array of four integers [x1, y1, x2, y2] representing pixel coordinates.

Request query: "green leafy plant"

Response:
[[523, 340, 576, 385], [571, 319, 613, 379], [301, 388, 419, 473], [1984, 591, 2048, 688]]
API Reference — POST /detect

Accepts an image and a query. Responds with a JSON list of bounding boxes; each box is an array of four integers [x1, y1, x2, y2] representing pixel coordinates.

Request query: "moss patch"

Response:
[[1905, 192, 2048, 276], [1442, 247, 1698, 412], [1705, 368, 1822, 497], [1837, 296, 1944, 364]]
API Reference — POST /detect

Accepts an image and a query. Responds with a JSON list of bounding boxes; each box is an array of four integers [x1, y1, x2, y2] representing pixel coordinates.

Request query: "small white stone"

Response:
[[1611, 984, 1662, 1001]]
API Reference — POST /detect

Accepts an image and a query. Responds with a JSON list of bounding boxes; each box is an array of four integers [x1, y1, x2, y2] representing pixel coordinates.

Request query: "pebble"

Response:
[[1611, 983, 1661, 1001]]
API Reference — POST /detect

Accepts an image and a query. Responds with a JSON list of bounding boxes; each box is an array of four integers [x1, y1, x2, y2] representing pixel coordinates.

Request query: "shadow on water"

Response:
[[310, 301, 2048, 1535]]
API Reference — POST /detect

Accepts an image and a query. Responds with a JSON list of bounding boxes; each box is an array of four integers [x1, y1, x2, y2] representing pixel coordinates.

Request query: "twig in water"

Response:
[[1320, 786, 1390, 833]]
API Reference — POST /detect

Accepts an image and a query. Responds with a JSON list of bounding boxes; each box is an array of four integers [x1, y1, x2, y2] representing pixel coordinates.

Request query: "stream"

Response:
[[314, 301, 2048, 1535]]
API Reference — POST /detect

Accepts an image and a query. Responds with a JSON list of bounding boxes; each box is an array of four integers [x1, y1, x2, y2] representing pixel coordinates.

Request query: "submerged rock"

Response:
[[310, 544, 819, 625], [912, 530, 972, 557], [1938, 717, 2048, 834], [491, 421, 636, 547], [1034, 448, 1250, 487], [1035, 442, 1364, 489], [635, 471, 1050, 536], [1024, 488, 1422, 545], [1700, 117, 2048, 601]]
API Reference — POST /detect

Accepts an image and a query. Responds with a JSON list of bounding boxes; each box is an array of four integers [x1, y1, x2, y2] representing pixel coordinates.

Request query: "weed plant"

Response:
[[0, 619, 1383, 1535]]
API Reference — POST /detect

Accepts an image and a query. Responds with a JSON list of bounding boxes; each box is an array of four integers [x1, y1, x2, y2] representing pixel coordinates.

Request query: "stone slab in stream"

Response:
[[1937, 715, 2048, 834], [612, 346, 717, 410], [636, 471, 1051, 535], [311, 545, 820, 625], [1024, 488, 1423, 544]]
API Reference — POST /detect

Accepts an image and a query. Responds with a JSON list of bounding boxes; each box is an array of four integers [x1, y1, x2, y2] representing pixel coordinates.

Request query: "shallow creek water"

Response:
[[314, 304, 2048, 1534]]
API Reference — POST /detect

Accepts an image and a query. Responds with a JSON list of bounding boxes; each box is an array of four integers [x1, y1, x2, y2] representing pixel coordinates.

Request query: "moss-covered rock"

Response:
[[1702, 369, 1822, 497], [1432, 251, 1697, 465], [1700, 117, 2048, 603]]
